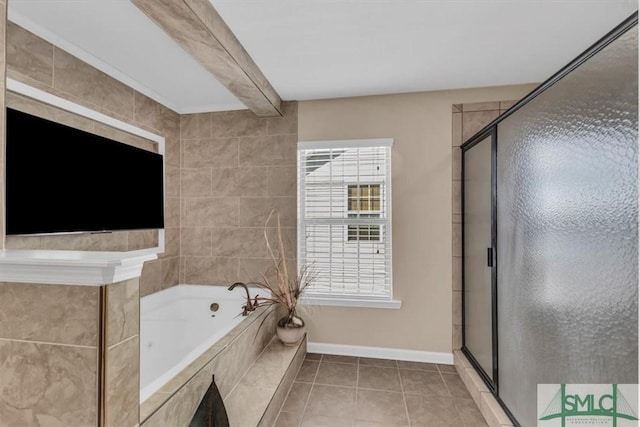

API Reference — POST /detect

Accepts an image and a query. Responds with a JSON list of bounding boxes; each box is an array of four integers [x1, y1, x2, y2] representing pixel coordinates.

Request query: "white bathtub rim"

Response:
[[141, 283, 263, 314]]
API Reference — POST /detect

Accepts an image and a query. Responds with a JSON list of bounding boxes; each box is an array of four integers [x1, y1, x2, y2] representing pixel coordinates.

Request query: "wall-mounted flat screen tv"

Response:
[[5, 107, 164, 236]]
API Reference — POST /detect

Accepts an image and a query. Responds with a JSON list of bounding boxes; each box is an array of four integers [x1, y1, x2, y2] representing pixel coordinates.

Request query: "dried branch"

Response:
[[244, 209, 316, 325]]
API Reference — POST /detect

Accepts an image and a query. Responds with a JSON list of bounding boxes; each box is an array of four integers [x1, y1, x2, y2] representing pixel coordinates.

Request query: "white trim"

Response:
[[307, 342, 454, 365], [301, 296, 401, 309], [7, 10, 181, 114], [6, 78, 166, 254], [7, 79, 164, 145], [179, 104, 248, 114], [298, 138, 394, 150], [0, 248, 159, 285]]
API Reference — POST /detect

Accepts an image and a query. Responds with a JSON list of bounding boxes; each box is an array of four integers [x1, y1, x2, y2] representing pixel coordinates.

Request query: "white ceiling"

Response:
[[8, 0, 639, 114]]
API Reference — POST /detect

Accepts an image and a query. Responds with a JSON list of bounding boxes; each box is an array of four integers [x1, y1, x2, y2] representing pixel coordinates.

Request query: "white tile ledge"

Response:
[[0, 248, 158, 285]]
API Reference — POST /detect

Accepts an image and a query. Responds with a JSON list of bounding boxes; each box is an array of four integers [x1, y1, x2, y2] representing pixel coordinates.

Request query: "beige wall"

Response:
[[298, 84, 537, 353], [2, 23, 181, 296]]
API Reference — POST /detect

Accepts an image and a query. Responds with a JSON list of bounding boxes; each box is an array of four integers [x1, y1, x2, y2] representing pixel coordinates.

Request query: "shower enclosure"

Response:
[[461, 12, 638, 427]]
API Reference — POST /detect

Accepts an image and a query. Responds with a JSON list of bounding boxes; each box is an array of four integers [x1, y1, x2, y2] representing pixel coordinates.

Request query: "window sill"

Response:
[[300, 296, 402, 309]]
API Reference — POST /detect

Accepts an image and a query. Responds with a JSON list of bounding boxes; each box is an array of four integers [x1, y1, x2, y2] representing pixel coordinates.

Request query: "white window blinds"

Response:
[[297, 139, 393, 300]]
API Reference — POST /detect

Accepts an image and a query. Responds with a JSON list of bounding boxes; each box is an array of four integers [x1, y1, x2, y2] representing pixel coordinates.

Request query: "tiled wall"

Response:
[[0, 281, 99, 425], [104, 278, 141, 427], [179, 102, 298, 287], [0, 0, 6, 248], [451, 100, 517, 349], [0, 278, 142, 426], [3, 22, 181, 295]]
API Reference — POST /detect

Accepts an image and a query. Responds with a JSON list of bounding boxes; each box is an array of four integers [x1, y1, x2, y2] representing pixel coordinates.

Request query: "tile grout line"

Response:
[[0, 336, 97, 349], [297, 354, 322, 427], [354, 356, 360, 424], [274, 351, 304, 421], [438, 367, 468, 425], [397, 362, 412, 427]]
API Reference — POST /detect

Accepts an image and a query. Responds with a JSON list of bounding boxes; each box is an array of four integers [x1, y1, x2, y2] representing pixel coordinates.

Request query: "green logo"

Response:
[[538, 384, 638, 426]]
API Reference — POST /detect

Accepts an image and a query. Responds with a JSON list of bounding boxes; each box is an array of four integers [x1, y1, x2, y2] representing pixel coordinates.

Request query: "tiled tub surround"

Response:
[[140, 284, 271, 402], [225, 335, 307, 427], [275, 353, 488, 427], [140, 301, 277, 425], [3, 22, 181, 294]]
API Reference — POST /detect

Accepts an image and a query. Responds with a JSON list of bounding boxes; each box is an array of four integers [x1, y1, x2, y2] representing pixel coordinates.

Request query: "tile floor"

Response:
[[274, 353, 488, 427]]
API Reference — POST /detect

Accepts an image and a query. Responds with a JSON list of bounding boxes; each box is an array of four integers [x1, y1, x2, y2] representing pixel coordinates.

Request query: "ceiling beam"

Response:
[[131, 0, 282, 117]]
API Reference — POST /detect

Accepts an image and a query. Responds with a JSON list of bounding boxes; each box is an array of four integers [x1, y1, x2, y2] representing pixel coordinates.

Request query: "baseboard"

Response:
[[307, 342, 454, 365]]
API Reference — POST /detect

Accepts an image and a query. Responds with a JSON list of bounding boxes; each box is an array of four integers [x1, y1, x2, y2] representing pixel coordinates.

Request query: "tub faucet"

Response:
[[228, 282, 256, 316]]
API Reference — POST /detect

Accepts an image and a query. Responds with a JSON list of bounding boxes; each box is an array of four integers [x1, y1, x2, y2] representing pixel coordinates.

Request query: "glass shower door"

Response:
[[496, 22, 638, 427], [462, 131, 496, 387]]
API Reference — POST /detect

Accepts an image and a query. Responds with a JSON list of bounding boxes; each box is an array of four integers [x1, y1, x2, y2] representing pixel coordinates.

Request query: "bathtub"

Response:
[[139, 284, 270, 403]]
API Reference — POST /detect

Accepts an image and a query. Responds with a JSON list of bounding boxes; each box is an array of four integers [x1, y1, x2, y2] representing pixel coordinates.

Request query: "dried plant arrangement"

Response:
[[248, 210, 316, 345]]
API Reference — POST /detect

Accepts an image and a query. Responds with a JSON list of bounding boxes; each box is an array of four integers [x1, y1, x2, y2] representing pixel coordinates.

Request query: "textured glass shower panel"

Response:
[[463, 135, 494, 380], [497, 26, 638, 427]]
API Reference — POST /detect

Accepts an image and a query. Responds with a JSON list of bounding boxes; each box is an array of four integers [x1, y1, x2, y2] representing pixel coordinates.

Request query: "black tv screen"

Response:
[[5, 107, 164, 235]]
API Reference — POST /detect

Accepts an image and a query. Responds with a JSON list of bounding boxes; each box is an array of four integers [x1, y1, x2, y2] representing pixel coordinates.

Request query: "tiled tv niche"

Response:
[[3, 22, 181, 295]]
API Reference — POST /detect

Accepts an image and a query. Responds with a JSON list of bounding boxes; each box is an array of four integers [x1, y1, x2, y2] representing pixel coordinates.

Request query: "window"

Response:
[[298, 138, 398, 307], [347, 184, 381, 241]]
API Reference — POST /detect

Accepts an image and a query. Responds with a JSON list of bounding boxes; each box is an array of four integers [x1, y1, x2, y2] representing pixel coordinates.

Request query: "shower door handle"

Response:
[[487, 247, 494, 267]]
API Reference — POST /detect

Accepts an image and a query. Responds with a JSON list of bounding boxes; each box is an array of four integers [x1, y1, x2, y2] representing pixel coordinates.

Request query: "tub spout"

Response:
[[228, 282, 256, 316]]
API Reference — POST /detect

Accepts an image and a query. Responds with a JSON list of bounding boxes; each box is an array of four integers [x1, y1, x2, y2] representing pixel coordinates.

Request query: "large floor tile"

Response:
[[275, 411, 303, 427], [396, 361, 439, 371], [296, 360, 320, 383], [399, 369, 450, 397], [355, 422, 408, 427], [356, 389, 408, 425], [442, 372, 473, 399], [304, 384, 357, 420], [322, 354, 358, 364], [455, 398, 489, 427], [438, 364, 457, 373], [357, 365, 402, 392], [301, 414, 355, 427], [305, 353, 323, 361], [315, 362, 358, 387], [405, 394, 464, 427], [358, 357, 397, 368]]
